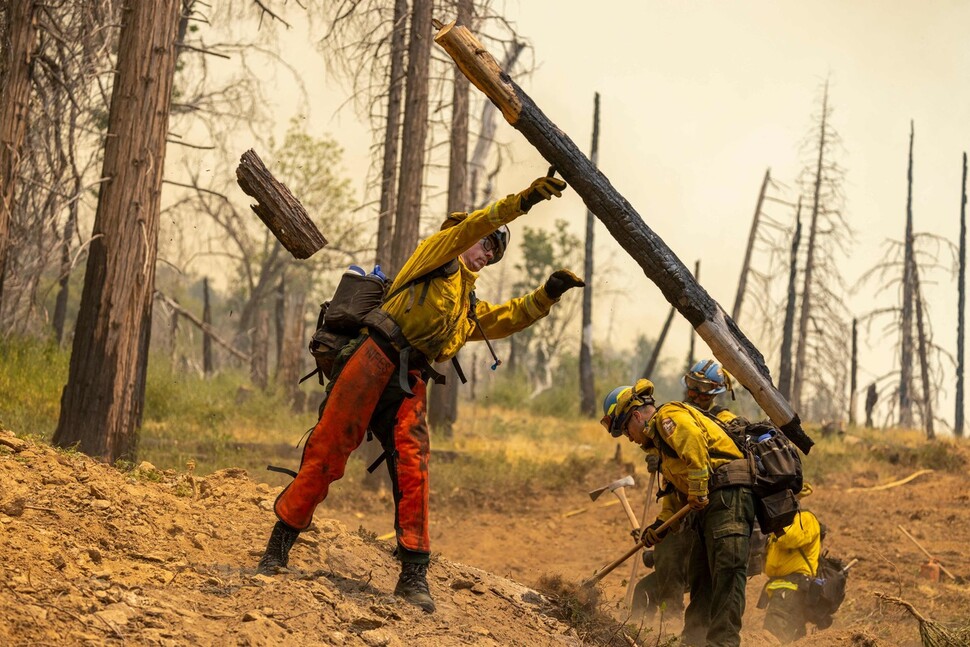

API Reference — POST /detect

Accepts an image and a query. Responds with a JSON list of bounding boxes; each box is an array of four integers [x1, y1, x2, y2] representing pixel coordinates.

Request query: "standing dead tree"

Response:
[[956, 152, 967, 438], [777, 200, 802, 400], [54, 0, 182, 463], [899, 121, 917, 428], [579, 92, 600, 417], [790, 79, 852, 422], [434, 21, 813, 453], [732, 168, 771, 322]]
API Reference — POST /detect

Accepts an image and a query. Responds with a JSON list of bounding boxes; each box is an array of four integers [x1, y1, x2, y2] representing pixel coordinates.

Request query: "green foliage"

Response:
[[0, 336, 69, 436]]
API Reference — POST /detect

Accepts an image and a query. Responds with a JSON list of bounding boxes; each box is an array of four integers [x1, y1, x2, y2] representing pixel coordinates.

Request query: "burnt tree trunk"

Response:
[[428, 0, 472, 437], [792, 82, 829, 414], [53, 174, 81, 344], [732, 168, 770, 322], [778, 201, 802, 400], [642, 306, 675, 379], [251, 309, 269, 390], [686, 260, 699, 369], [274, 274, 285, 372], [388, 0, 432, 275], [913, 262, 934, 439], [375, 0, 408, 268], [53, 0, 181, 463], [277, 287, 307, 411], [203, 277, 213, 375], [579, 92, 600, 417], [0, 0, 37, 308], [434, 22, 813, 453], [849, 317, 858, 426], [899, 121, 916, 428], [957, 152, 967, 438]]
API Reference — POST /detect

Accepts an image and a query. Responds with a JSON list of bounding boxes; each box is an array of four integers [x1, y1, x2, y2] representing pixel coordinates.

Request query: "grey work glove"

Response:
[[544, 269, 585, 299], [645, 453, 660, 473], [516, 176, 568, 213]]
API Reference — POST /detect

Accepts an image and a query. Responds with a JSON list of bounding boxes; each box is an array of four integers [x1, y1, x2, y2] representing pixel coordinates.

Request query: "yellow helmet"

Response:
[[600, 378, 655, 437]]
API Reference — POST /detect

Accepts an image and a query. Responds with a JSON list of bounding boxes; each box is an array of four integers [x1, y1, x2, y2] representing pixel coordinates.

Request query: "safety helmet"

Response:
[[600, 378, 655, 437], [682, 359, 730, 396], [484, 225, 510, 265], [440, 213, 509, 266]]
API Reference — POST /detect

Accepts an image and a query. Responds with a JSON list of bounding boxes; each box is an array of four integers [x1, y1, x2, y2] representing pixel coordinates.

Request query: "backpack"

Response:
[[800, 550, 849, 628], [706, 414, 804, 535], [301, 260, 477, 388]]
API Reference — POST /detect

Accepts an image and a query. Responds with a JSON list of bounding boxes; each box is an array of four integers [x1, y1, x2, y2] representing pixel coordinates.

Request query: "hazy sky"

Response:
[[253, 1, 970, 427]]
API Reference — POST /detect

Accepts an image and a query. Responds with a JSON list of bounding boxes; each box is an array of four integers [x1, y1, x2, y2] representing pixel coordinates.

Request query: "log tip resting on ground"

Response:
[[235, 149, 328, 260], [434, 18, 815, 455]]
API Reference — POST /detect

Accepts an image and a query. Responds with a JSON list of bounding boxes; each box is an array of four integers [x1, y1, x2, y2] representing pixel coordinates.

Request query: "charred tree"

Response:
[[428, 0, 472, 437], [434, 22, 813, 453], [686, 260, 699, 369], [53, 0, 181, 462], [849, 317, 858, 426], [778, 201, 802, 400], [913, 262, 934, 439], [0, 0, 37, 308], [203, 277, 213, 375], [388, 0, 432, 275], [899, 121, 916, 428], [375, 0, 408, 268], [642, 306, 675, 379], [957, 152, 967, 438], [579, 92, 600, 417], [732, 168, 770, 322], [251, 309, 270, 390]]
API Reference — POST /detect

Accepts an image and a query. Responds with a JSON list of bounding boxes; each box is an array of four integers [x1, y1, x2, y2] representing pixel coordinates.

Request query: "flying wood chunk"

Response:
[[434, 20, 813, 454], [235, 149, 328, 259]]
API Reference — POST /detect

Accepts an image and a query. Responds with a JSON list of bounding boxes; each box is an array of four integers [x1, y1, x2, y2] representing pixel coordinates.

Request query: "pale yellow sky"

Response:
[[187, 0, 970, 429]]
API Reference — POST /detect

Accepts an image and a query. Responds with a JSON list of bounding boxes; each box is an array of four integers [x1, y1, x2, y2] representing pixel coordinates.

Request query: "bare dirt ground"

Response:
[[1, 428, 968, 646]]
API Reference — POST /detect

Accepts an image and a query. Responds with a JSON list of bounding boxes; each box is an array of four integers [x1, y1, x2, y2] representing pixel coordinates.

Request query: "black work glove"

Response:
[[645, 453, 659, 474], [639, 519, 668, 548], [544, 269, 585, 299], [516, 176, 568, 212]]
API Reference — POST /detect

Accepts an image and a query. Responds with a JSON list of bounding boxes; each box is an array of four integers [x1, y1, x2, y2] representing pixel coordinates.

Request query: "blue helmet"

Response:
[[682, 359, 728, 395]]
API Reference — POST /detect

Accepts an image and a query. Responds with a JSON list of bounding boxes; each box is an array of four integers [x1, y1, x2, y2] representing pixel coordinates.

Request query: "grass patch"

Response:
[[0, 337, 69, 436]]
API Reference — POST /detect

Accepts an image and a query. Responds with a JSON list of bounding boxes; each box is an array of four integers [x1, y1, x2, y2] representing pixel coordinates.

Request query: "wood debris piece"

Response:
[[846, 468, 934, 492]]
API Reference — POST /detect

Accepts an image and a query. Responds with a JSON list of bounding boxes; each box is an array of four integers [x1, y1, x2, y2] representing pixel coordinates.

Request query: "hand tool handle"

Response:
[[897, 524, 957, 580], [614, 488, 640, 531], [624, 471, 657, 608], [583, 504, 690, 588]]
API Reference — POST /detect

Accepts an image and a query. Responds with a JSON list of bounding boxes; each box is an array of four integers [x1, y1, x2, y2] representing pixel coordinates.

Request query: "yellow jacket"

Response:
[[646, 402, 744, 520], [764, 510, 821, 579], [382, 194, 557, 363]]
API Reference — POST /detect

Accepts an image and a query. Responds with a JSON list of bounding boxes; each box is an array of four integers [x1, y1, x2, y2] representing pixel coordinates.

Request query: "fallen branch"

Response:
[[876, 593, 967, 647], [154, 291, 250, 363], [433, 20, 813, 454], [846, 468, 934, 492]]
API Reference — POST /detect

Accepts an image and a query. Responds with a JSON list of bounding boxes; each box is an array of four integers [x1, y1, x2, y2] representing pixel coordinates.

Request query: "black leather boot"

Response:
[[394, 562, 436, 613], [257, 521, 299, 574]]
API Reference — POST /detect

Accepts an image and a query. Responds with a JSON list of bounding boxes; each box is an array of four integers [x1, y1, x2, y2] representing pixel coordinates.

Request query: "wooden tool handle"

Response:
[[897, 525, 957, 580], [614, 488, 640, 531], [583, 504, 691, 588]]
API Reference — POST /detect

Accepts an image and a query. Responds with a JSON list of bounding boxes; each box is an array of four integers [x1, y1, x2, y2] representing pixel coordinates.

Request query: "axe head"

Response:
[[588, 475, 635, 501]]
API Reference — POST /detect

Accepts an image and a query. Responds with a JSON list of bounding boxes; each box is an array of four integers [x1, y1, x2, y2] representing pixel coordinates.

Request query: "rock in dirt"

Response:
[[1, 497, 26, 517], [0, 433, 28, 453]]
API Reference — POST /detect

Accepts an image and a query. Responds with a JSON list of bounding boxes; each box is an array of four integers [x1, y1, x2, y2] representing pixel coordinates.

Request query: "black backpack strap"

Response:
[[266, 465, 298, 478], [451, 356, 467, 384]]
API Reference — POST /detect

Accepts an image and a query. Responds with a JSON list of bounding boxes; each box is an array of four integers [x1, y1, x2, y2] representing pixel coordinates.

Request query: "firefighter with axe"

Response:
[[600, 378, 755, 647]]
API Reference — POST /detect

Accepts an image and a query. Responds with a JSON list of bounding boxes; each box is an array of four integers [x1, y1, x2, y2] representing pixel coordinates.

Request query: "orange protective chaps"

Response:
[[273, 335, 432, 558]]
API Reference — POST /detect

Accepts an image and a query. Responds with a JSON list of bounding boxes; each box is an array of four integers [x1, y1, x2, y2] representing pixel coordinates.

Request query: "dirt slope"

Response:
[[2, 428, 969, 647], [0, 431, 583, 647]]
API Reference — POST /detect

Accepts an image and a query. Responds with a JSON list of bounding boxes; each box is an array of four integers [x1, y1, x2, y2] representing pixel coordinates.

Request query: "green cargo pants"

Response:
[[681, 485, 755, 647]]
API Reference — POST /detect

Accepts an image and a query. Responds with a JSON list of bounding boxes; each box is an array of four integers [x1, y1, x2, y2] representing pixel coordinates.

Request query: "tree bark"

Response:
[[579, 92, 600, 417], [428, 0, 471, 436], [53, 175, 80, 344], [642, 306, 675, 379], [251, 308, 269, 390], [792, 82, 829, 414], [434, 22, 813, 453], [277, 286, 306, 411], [732, 168, 770, 322], [778, 200, 802, 400], [958, 152, 968, 438], [849, 317, 858, 426], [53, 0, 181, 463], [388, 0, 432, 275], [235, 149, 328, 260], [203, 277, 214, 375], [913, 262, 934, 439], [0, 0, 37, 308], [899, 121, 916, 428], [375, 0, 408, 269]]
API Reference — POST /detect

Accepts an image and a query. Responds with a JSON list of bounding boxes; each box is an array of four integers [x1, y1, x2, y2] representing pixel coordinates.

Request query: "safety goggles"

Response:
[[481, 236, 499, 253]]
